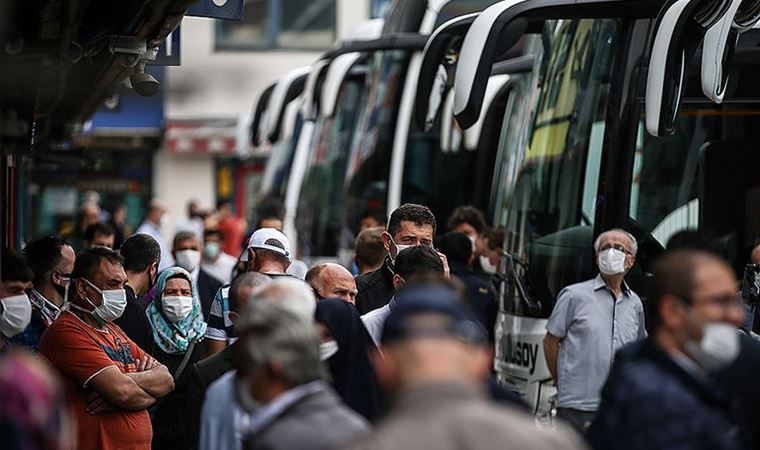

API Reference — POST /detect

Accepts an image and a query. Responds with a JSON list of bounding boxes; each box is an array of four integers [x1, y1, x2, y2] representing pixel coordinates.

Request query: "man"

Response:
[[359, 209, 385, 231], [137, 198, 173, 270], [67, 201, 102, 252], [438, 231, 496, 339], [362, 245, 445, 347], [355, 203, 437, 315], [543, 228, 646, 431], [114, 233, 160, 352], [0, 249, 34, 350], [447, 205, 487, 240], [348, 286, 583, 450], [306, 263, 358, 304], [39, 247, 174, 450], [197, 275, 317, 450], [172, 231, 223, 319], [476, 226, 505, 276], [235, 301, 369, 449], [12, 236, 75, 352], [204, 228, 293, 355], [217, 200, 245, 257], [587, 250, 747, 449], [176, 199, 205, 239], [83, 223, 116, 249], [354, 226, 385, 276], [202, 228, 237, 284]]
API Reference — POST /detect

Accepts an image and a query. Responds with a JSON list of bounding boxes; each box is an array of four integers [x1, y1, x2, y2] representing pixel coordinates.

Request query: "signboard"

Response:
[[186, 0, 245, 20], [166, 119, 239, 155]]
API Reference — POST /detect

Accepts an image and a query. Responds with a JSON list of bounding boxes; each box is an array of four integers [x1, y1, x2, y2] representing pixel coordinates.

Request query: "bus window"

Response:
[[345, 50, 409, 232], [495, 19, 621, 318], [629, 106, 760, 274]]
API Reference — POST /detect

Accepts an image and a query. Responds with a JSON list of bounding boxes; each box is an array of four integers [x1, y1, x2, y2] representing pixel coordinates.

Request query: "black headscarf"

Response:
[[315, 299, 382, 421]]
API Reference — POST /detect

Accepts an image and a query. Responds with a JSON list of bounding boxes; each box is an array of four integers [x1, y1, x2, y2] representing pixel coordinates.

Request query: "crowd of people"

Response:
[[1, 198, 760, 450]]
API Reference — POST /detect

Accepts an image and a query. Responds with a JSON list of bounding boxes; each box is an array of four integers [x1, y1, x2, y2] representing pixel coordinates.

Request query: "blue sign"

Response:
[[83, 66, 164, 135], [187, 0, 245, 20], [149, 28, 181, 66]]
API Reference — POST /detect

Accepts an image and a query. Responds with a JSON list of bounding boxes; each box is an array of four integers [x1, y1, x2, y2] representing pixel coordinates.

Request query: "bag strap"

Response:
[[149, 339, 198, 419]]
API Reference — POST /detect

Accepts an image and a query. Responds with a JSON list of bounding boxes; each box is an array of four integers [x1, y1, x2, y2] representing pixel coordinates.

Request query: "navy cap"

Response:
[[381, 283, 487, 345]]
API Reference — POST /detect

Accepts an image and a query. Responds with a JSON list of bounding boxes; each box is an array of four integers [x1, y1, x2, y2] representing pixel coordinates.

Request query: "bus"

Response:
[[451, 0, 760, 414]]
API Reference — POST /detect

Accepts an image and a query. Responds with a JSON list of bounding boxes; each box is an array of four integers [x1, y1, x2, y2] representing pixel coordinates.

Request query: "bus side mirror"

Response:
[[701, 0, 760, 103]]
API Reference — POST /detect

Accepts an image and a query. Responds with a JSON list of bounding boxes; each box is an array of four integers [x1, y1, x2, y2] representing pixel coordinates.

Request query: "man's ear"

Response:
[[659, 295, 685, 331], [392, 274, 404, 291], [382, 232, 393, 255], [74, 279, 89, 302]]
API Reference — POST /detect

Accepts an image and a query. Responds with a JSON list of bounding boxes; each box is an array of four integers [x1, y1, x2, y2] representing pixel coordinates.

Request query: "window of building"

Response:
[[216, 0, 336, 50]]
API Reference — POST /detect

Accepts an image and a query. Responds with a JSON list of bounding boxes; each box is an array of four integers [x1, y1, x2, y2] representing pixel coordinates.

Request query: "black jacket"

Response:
[[114, 285, 154, 353], [197, 269, 223, 320], [449, 262, 497, 342], [355, 258, 395, 315]]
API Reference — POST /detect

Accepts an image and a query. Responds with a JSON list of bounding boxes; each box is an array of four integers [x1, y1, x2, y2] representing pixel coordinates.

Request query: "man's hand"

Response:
[[135, 355, 158, 372], [86, 390, 116, 415], [437, 251, 450, 279]]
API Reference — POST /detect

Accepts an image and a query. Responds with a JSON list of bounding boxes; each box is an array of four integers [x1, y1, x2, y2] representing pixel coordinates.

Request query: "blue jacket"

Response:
[[587, 339, 746, 450]]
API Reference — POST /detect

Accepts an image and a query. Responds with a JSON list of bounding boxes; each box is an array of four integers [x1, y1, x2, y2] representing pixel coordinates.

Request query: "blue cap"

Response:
[[381, 283, 487, 345]]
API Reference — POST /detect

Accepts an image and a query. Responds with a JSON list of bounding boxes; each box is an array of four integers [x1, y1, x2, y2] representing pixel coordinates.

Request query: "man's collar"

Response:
[[593, 274, 632, 295]]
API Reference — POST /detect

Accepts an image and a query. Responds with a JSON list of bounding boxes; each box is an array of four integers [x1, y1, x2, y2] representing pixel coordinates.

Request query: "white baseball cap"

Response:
[[240, 228, 291, 261]]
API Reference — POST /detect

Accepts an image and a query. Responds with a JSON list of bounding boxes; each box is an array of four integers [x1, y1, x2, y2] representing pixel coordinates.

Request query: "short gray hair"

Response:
[[251, 277, 316, 322], [594, 228, 638, 256], [229, 272, 272, 313], [236, 301, 324, 386]]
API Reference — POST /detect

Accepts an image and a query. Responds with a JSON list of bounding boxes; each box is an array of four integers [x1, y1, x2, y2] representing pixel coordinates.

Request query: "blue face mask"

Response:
[[205, 242, 221, 260]]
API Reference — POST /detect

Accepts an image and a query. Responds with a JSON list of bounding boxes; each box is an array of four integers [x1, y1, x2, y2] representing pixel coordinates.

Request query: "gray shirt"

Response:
[[546, 274, 646, 411]]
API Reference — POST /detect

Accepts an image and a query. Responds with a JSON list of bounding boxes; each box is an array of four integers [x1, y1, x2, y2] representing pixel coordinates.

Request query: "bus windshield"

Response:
[[296, 73, 366, 260], [493, 19, 621, 318], [344, 49, 409, 230]]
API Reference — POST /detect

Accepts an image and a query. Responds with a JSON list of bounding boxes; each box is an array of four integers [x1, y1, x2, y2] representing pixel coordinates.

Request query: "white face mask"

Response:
[[319, 340, 339, 361], [204, 242, 221, 260], [390, 236, 413, 260], [684, 322, 740, 371], [598, 248, 627, 275], [480, 255, 498, 274], [0, 294, 32, 338], [162, 296, 194, 322], [175, 249, 201, 272], [72, 279, 127, 324]]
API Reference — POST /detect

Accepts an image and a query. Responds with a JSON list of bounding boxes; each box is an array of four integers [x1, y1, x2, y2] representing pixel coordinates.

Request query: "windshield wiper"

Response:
[[498, 250, 542, 315]]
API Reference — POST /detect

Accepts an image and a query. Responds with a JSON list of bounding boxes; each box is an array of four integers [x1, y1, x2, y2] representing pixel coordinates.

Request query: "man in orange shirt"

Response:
[[40, 247, 174, 450]]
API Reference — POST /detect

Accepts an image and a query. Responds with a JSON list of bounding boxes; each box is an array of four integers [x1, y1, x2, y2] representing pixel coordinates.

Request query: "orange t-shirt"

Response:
[[39, 311, 152, 450]]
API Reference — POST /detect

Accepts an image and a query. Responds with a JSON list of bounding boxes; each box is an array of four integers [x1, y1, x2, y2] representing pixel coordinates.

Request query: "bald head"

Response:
[[306, 263, 357, 304], [751, 244, 760, 265]]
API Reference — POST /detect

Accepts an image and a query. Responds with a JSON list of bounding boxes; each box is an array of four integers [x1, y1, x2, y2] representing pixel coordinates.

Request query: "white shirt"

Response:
[[361, 298, 395, 348], [200, 371, 251, 450], [202, 252, 237, 284], [136, 221, 174, 271]]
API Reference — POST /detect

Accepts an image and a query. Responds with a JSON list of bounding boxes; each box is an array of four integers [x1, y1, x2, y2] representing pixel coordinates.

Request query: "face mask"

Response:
[[162, 296, 194, 322], [175, 249, 201, 272], [0, 294, 32, 338], [73, 279, 127, 324], [53, 272, 71, 303], [319, 340, 339, 361], [598, 248, 627, 275], [235, 376, 260, 413], [684, 322, 740, 371], [480, 255, 498, 274], [388, 236, 414, 261], [204, 242, 221, 260]]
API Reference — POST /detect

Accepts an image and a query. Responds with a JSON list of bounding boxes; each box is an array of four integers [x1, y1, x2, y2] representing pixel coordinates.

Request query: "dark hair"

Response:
[[71, 246, 123, 281], [22, 236, 69, 284], [447, 206, 486, 234], [84, 223, 115, 243], [665, 229, 726, 260], [482, 226, 505, 250], [355, 227, 385, 271], [438, 232, 473, 265], [361, 209, 386, 226], [255, 248, 290, 266], [204, 228, 224, 240], [387, 203, 436, 237], [2, 249, 33, 283], [173, 231, 200, 249], [647, 250, 724, 333], [120, 234, 160, 272], [394, 245, 444, 281], [216, 199, 232, 211]]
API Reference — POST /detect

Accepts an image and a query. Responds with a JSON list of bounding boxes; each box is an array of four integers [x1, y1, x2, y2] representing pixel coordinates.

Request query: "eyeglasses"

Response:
[[599, 243, 633, 256]]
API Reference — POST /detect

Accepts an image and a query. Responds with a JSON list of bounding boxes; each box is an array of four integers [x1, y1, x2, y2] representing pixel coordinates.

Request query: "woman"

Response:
[[146, 267, 207, 450], [315, 299, 382, 422]]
